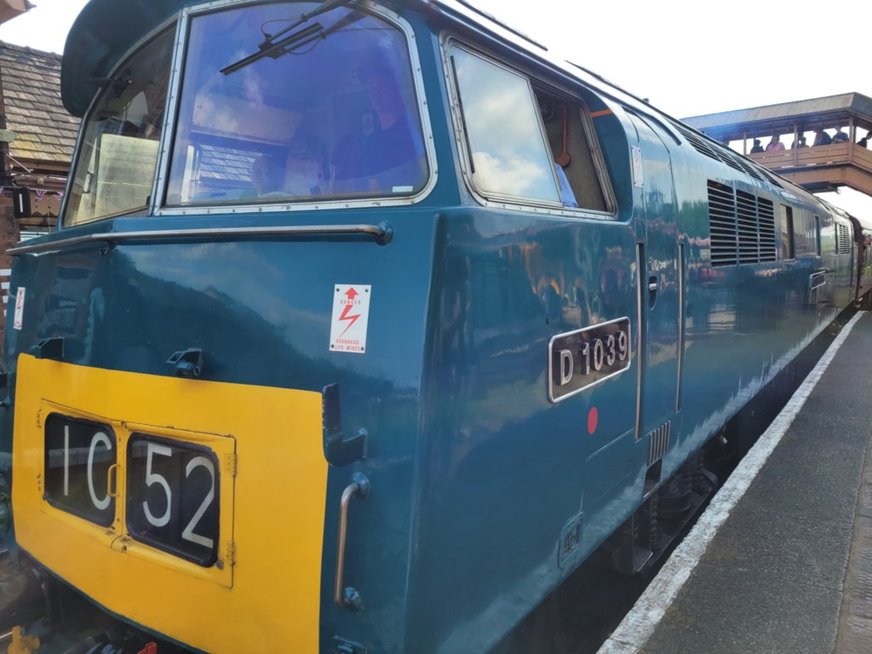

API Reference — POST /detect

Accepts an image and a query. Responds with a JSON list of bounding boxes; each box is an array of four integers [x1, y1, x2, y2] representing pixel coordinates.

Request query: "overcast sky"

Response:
[[471, 0, 869, 119], [0, 0, 868, 212]]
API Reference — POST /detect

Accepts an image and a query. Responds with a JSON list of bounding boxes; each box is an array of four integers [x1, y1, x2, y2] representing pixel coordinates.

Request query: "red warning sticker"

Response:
[[330, 284, 371, 354]]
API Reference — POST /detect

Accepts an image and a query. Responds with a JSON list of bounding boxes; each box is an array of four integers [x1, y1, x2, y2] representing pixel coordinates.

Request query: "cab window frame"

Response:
[[64, 0, 438, 225], [157, 0, 435, 213], [62, 23, 179, 227], [442, 36, 616, 219]]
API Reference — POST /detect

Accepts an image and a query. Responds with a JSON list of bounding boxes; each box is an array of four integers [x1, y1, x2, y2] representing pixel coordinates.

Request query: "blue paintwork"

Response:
[[3, 1, 870, 653]]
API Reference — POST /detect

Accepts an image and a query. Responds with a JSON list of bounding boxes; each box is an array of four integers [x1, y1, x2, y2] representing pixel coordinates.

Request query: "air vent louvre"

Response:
[[728, 153, 766, 182], [757, 198, 776, 262], [722, 156, 744, 174], [647, 421, 671, 467], [736, 190, 759, 264], [707, 180, 737, 266], [707, 181, 777, 267], [836, 223, 852, 254], [675, 123, 768, 184], [676, 124, 722, 162], [757, 167, 784, 189]]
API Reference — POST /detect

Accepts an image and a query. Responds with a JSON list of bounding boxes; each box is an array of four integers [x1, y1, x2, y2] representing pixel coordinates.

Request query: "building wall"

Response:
[[0, 41, 79, 352], [0, 190, 17, 331]]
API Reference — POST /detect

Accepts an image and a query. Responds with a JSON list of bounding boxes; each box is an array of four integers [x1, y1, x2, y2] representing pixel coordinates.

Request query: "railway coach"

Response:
[[0, 0, 870, 652]]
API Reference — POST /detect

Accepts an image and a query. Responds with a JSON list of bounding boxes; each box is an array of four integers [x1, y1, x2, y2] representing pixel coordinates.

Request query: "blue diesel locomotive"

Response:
[[1, 0, 871, 652]]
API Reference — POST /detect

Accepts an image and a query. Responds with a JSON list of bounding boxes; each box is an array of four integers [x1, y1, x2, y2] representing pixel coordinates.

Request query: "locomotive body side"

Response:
[[400, 8, 857, 648]]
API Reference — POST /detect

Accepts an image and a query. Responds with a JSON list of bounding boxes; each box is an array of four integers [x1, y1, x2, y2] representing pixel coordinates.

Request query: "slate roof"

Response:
[[0, 41, 80, 165]]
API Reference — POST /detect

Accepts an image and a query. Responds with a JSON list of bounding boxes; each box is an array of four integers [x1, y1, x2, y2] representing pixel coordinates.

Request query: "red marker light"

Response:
[[587, 407, 599, 435]]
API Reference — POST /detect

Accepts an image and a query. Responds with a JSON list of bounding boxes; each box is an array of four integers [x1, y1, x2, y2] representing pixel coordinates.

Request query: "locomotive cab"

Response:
[[5, 1, 443, 651]]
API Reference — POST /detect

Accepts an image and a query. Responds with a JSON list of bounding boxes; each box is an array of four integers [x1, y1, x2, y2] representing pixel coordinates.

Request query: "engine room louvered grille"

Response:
[[722, 156, 744, 175], [707, 181, 737, 266], [674, 122, 768, 183], [736, 190, 759, 264], [707, 181, 777, 267], [757, 198, 776, 262], [836, 223, 852, 254], [730, 154, 766, 182], [675, 123, 722, 162]]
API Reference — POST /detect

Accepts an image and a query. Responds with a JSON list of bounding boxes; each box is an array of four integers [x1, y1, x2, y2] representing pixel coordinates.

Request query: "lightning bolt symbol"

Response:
[[338, 303, 361, 336]]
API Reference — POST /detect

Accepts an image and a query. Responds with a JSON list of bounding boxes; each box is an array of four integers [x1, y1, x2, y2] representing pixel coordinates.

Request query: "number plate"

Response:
[[44, 414, 117, 526], [126, 434, 220, 567], [548, 317, 632, 402]]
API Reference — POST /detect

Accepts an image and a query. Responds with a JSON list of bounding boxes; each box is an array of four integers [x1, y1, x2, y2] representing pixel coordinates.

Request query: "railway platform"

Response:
[[599, 310, 872, 654]]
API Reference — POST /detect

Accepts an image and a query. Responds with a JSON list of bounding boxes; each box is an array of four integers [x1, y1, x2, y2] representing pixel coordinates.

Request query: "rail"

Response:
[[6, 222, 394, 255]]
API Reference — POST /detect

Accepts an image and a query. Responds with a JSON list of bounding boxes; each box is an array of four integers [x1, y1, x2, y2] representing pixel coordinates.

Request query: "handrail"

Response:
[[334, 473, 370, 610], [7, 222, 393, 255]]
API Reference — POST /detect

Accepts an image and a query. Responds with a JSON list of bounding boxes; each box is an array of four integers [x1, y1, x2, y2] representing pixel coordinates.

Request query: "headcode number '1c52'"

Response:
[[44, 414, 117, 527], [43, 414, 220, 567], [548, 317, 632, 402], [126, 434, 220, 567]]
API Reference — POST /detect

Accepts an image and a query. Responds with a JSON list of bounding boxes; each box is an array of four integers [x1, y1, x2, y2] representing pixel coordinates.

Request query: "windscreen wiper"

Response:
[[221, 0, 353, 75]]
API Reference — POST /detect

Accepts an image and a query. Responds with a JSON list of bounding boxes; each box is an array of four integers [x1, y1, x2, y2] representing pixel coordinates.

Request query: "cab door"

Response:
[[627, 113, 680, 475]]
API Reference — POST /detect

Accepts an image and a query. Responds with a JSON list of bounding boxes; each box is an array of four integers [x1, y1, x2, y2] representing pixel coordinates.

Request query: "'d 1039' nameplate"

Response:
[[548, 317, 632, 402]]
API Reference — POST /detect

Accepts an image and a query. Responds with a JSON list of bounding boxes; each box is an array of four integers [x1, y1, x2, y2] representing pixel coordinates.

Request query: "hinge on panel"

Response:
[[225, 541, 237, 567], [35, 408, 42, 429], [224, 452, 237, 477]]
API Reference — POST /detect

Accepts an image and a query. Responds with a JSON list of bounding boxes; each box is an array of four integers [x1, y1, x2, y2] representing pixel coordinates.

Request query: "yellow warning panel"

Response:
[[12, 354, 327, 653]]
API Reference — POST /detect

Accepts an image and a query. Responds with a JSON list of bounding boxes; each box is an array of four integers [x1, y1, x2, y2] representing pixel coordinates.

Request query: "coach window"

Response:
[[447, 44, 561, 206], [780, 205, 795, 260]]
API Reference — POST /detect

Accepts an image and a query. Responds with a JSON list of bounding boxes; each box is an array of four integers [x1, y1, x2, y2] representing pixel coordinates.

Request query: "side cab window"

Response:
[[447, 43, 559, 205], [446, 41, 612, 213], [534, 91, 611, 212]]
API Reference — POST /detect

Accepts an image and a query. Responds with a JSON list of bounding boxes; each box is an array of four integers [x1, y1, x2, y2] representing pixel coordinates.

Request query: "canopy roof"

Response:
[[61, 0, 656, 120], [0, 0, 33, 26], [683, 93, 872, 141]]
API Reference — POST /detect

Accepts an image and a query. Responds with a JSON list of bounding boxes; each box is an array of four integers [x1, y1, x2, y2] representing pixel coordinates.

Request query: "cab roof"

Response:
[[61, 0, 188, 116], [62, 0, 648, 118]]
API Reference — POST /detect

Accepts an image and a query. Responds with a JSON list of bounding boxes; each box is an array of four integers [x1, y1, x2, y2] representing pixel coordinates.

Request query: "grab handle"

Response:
[[334, 473, 370, 610], [107, 464, 119, 498]]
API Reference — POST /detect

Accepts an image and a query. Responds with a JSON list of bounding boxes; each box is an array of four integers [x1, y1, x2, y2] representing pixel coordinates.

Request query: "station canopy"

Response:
[[683, 92, 872, 143], [683, 93, 872, 196], [0, 0, 32, 25]]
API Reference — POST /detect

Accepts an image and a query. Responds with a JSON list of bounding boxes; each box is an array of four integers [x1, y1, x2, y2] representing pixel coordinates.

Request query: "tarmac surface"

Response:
[[599, 310, 872, 654]]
